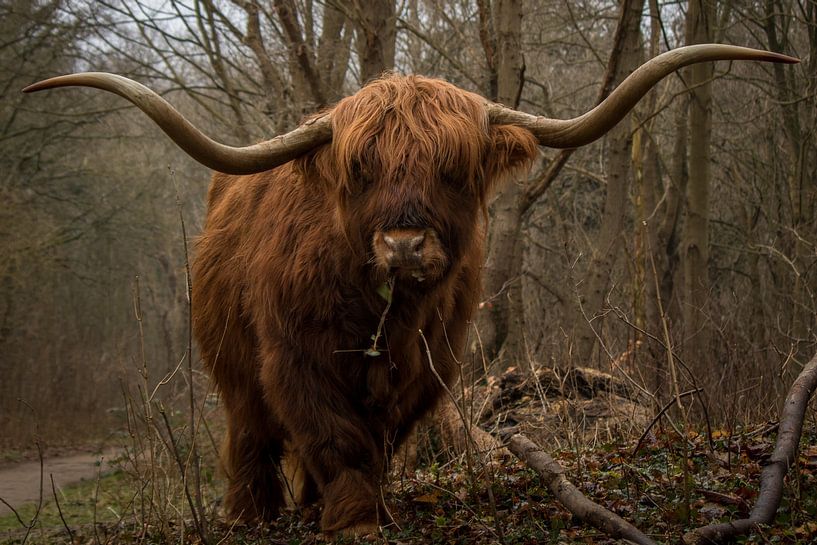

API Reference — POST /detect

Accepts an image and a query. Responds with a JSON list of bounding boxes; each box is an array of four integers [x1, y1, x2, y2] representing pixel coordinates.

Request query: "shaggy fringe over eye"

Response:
[[298, 74, 538, 206], [333, 76, 489, 197]]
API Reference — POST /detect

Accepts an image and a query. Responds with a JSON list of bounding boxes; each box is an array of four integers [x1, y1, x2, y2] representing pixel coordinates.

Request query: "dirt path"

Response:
[[0, 450, 120, 516]]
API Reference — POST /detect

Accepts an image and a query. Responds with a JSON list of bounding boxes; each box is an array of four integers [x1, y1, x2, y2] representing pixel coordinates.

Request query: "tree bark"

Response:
[[682, 0, 714, 373], [761, 0, 815, 365], [494, 0, 524, 106], [234, 1, 290, 131], [475, 0, 526, 369], [571, 0, 645, 366], [351, 0, 396, 83], [316, 2, 350, 102], [642, 0, 683, 400], [273, 0, 327, 109]]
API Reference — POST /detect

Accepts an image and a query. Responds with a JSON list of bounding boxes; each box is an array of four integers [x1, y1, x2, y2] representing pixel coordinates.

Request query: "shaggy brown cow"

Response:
[[193, 76, 538, 534], [24, 45, 796, 536]]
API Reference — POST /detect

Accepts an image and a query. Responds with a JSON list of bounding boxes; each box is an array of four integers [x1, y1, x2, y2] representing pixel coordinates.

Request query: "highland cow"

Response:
[[24, 45, 796, 536], [192, 76, 537, 534]]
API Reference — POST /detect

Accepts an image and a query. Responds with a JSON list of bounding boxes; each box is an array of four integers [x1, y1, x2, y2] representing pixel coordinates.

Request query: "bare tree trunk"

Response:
[[494, 0, 524, 106], [273, 0, 327, 110], [480, 184, 525, 367], [239, 2, 291, 131], [198, 0, 251, 141], [477, 0, 526, 370], [230, 0, 354, 128], [317, 2, 350, 102], [682, 0, 714, 373], [476, 0, 497, 99], [643, 103, 686, 400], [642, 0, 683, 400], [571, 0, 645, 366], [478, 0, 647, 372], [352, 0, 396, 82], [762, 0, 815, 365]]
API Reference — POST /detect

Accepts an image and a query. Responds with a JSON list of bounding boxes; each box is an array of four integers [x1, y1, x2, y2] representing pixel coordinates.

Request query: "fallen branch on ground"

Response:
[[682, 351, 817, 544], [506, 433, 657, 545]]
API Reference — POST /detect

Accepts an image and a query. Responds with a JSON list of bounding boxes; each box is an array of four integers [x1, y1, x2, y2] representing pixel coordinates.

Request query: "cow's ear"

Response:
[[483, 124, 538, 193]]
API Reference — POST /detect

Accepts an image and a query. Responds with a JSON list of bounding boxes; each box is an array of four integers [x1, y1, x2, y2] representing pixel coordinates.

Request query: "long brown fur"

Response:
[[191, 74, 537, 533]]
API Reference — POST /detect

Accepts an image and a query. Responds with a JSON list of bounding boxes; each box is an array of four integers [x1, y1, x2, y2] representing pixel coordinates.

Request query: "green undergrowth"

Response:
[[1, 423, 816, 544], [0, 468, 132, 534]]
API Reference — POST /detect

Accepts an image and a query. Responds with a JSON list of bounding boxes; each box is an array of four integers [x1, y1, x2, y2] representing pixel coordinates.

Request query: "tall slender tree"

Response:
[[682, 0, 715, 372]]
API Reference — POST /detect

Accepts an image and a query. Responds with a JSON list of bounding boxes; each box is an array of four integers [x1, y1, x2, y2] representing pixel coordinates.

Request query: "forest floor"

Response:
[[1, 366, 816, 544], [1, 421, 815, 543]]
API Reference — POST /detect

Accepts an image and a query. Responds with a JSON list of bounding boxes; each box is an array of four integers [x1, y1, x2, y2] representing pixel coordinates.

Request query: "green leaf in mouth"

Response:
[[376, 281, 393, 303]]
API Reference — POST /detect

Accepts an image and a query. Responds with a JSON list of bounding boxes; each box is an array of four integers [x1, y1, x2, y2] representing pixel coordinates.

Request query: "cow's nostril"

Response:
[[379, 229, 429, 267], [408, 233, 425, 253], [383, 232, 425, 254]]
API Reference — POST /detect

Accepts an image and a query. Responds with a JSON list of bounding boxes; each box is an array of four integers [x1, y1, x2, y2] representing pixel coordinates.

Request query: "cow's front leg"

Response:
[[261, 351, 385, 535]]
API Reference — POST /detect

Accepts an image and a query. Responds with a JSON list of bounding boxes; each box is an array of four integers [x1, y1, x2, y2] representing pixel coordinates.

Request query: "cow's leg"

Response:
[[261, 354, 385, 535], [220, 394, 286, 523], [192, 276, 287, 522], [281, 446, 319, 508], [293, 401, 384, 534]]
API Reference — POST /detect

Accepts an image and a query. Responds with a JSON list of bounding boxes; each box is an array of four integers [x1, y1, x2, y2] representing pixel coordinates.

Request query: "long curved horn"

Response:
[[23, 72, 332, 175], [24, 45, 798, 171], [487, 44, 799, 148]]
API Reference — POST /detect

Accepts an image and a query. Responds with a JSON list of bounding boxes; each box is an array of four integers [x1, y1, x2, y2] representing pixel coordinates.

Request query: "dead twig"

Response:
[[158, 406, 210, 545], [0, 497, 26, 527], [92, 456, 102, 545], [506, 433, 657, 545], [632, 388, 704, 457], [418, 328, 505, 540], [50, 474, 75, 544], [172, 168, 210, 543], [21, 438, 46, 545], [418, 329, 506, 460]]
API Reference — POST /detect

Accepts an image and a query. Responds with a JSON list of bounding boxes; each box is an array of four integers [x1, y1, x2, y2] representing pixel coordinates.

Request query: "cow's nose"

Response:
[[378, 229, 427, 268], [383, 232, 425, 257]]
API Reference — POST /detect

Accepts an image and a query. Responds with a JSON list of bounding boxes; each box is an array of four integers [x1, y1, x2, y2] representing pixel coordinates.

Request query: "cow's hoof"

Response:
[[334, 522, 378, 539]]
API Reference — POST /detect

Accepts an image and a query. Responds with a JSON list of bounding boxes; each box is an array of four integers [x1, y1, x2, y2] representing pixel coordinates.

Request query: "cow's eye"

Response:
[[345, 161, 369, 195], [442, 173, 469, 194]]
